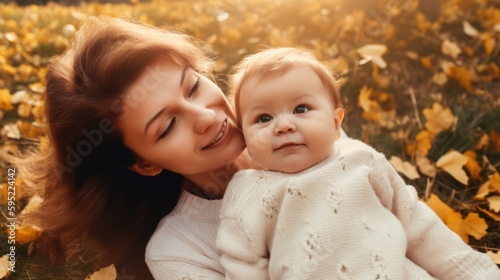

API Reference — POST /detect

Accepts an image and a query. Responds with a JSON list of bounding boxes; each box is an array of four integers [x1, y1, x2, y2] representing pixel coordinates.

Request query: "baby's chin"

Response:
[[268, 162, 312, 174]]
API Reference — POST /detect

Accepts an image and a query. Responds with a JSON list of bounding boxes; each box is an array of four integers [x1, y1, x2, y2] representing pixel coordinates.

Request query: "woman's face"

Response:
[[115, 58, 245, 176]]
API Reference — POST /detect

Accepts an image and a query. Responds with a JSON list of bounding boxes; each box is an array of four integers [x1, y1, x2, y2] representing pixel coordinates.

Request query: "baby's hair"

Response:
[[228, 47, 342, 125]]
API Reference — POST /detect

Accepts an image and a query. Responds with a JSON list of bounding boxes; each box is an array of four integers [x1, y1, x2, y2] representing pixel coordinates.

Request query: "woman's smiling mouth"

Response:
[[202, 119, 228, 150]]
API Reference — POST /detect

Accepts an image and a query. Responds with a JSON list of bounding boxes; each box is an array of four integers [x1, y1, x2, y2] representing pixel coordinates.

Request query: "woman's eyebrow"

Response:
[[144, 66, 189, 135], [180, 66, 188, 86], [144, 108, 166, 135]]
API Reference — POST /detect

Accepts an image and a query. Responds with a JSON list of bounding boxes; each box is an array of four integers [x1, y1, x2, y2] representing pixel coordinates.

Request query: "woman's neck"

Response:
[[182, 149, 258, 199], [183, 161, 239, 199]]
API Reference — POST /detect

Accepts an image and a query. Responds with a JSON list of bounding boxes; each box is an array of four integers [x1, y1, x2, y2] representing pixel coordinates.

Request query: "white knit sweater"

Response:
[[146, 191, 225, 279], [217, 139, 500, 280]]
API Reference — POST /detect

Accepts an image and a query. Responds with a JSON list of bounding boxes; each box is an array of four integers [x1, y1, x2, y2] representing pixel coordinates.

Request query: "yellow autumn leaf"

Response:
[[446, 211, 469, 243], [20, 194, 43, 216], [423, 103, 456, 135], [358, 86, 375, 113], [441, 39, 462, 59], [426, 194, 454, 221], [0, 89, 13, 111], [483, 32, 496, 55], [486, 251, 500, 265], [490, 173, 500, 193], [487, 196, 500, 212], [420, 56, 432, 69], [16, 224, 42, 245], [389, 156, 420, 180], [463, 150, 482, 181], [17, 103, 31, 118], [436, 150, 469, 185], [0, 255, 10, 279], [475, 181, 492, 200], [462, 212, 488, 241], [476, 133, 489, 150], [414, 153, 436, 177], [447, 65, 474, 92], [463, 21, 479, 37], [491, 130, 500, 152], [357, 44, 388, 69], [432, 72, 448, 85], [86, 264, 117, 280]]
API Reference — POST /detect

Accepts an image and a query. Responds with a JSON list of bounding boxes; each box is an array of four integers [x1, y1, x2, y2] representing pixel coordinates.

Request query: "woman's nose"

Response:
[[274, 117, 296, 135], [191, 104, 217, 134]]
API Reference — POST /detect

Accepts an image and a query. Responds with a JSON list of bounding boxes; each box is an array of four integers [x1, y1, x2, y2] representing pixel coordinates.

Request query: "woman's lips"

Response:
[[202, 118, 229, 150]]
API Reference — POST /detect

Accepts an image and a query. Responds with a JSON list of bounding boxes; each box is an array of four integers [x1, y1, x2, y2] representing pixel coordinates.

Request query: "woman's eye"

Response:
[[257, 114, 272, 123], [294, 104, 310, 114], [158, 117, 176, 140], [188, 77, 200, 98]]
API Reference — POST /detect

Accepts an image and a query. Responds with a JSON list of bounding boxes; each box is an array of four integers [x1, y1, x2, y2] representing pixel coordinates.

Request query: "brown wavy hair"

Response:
[[12, 16, 214, 278]]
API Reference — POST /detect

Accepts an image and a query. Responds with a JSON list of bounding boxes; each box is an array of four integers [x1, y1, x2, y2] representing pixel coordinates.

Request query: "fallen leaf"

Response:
[[447, 65, 475, 92], [20, 195, 43, 215], [486, 251, 500, 265], [462, 212, 488, 241], [436, 150, 469, 185], [476, 133, 489, 150], [86, 264, 117, 280], [446, 211, 470, 243], [0, 89, 13, 111], [0, 255, 10, 279], [487, 196, 500, 212], [426, 193, 454, 221], [405, 51, 419, 60], [423, 103, 456, 135], [463, 21, 479, 37], [442, 39, 462, 59], [483, 32, 496, 55], [415, 153, 436, 177], [1, 123, 21, 140], [490, 172, 500, 192], [432, 72, 448, 85], [16, 224, 42, 245], [463, 150, 482, 181], [420, 56, 432, 68], [389, 156, 420, 180], [357, 44, 388, 69]]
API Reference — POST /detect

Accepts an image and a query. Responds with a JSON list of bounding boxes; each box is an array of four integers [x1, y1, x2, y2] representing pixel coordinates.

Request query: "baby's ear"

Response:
[[334, 107, 344, 130], [129, 161, 163, 176]]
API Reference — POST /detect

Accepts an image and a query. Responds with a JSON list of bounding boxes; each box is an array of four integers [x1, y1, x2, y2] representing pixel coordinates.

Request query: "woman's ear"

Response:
[[129, 161, 163, 176]]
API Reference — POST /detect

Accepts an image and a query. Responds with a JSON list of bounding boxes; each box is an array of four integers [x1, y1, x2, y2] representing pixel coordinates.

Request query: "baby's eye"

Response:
[[294, 104, 310, 114], [257, 114, 272, 123]]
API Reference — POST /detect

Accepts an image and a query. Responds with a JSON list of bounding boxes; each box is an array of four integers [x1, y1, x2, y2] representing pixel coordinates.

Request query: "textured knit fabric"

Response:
[[146, 190, 225, 280], [217, 138, 500, 280]]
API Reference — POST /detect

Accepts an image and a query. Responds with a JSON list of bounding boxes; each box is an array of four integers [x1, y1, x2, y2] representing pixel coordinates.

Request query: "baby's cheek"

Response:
[[245, 129, 272, 159]]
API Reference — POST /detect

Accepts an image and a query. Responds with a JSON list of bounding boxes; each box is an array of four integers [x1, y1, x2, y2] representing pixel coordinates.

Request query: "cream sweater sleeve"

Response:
[[217, 172, 272, 280], [147, 260, 225, 280], [370, 152, 500, 280]]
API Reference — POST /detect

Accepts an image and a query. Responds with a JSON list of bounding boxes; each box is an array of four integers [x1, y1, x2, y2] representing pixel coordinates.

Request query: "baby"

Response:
[[216, 47, 500, 279]]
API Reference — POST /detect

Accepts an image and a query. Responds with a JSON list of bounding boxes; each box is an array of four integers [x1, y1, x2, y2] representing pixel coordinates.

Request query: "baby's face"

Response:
[[239, 67, 343, 173]]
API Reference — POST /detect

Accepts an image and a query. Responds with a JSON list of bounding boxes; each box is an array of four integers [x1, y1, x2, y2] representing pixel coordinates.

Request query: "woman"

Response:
[[19, 16, 252, 279]]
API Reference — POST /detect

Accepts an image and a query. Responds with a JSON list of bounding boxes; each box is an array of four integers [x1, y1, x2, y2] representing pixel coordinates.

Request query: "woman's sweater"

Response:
[[146, 191, 225, 279], [217, 138, 500, 280]]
